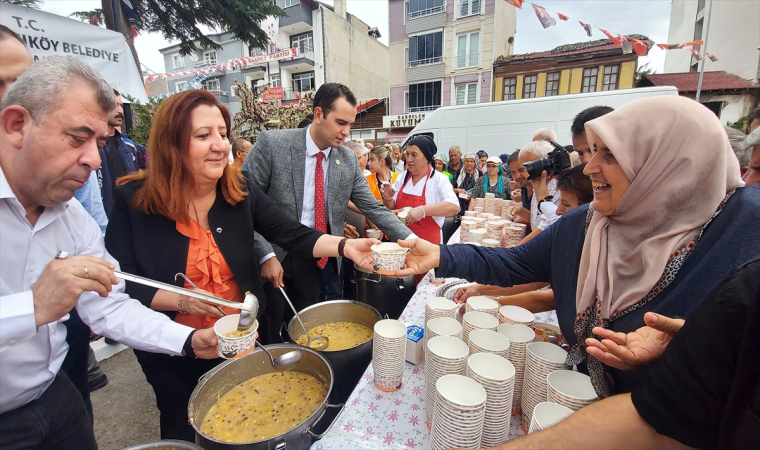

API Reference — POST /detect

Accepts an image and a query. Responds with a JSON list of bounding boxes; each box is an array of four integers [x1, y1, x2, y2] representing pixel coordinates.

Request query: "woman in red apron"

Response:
[[381, 135, 460, 283]]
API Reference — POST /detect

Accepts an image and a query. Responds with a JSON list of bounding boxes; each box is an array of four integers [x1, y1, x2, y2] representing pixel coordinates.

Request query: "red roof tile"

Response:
[[357, 98, 382, 113], [641, 71, 759, 93], [495, 34, 652, 64]]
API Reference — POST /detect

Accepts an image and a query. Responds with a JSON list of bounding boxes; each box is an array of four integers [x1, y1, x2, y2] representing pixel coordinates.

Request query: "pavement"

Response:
[[91, 349, 161, 449]]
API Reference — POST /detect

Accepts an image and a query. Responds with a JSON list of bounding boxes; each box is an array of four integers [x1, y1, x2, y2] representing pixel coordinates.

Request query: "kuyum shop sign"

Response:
[[383, 113, 427, 129]]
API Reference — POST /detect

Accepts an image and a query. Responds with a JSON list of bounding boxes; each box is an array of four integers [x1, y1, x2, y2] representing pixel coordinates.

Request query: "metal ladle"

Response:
[[255, 339, 302, 371], [279, 287, 329, 351], [174, 273, 258, 332]]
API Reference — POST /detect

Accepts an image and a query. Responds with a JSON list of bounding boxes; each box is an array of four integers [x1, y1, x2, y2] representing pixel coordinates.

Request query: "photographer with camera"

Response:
[[509, 140, 567, 231]]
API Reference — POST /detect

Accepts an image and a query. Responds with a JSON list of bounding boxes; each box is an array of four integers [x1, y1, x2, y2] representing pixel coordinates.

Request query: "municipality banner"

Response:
[[0, 2, 148, 102]]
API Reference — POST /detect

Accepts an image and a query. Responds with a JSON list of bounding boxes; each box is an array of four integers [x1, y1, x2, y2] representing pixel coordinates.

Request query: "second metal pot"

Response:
[[283, 300, 381, 404], [352, 263, 416, 320]]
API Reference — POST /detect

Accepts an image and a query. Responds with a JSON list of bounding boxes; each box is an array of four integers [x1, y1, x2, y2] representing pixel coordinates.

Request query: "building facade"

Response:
[[664, 0, 760, 82], [385, 0, 517, 142], [491, 37, 649, 102], [157, 0, 389, 116]]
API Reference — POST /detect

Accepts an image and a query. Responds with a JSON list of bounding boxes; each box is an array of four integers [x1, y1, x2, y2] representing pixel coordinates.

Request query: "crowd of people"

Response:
[[1, 21, 760, 449]]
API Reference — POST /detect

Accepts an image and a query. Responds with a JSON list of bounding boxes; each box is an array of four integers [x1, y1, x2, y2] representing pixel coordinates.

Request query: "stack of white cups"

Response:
[[465, 296, 500, 318], [469, 229, 487, 245], [528, 402, 574, 434], [425, 297, 458, 325], [521, 342, 569, 426], [372, 319, 408, 392], [425, 336, 470, 424], [467, 328, 511, 358], [497, 323, 536, 411], [467, 353, 516, 448], [499, 305, 536, 328], [424, 317, 463, 358], [460, 220, 478, 243], [546, 370, 599, 411], [462, 311, 499, 343], [430, 374, 487, 450]]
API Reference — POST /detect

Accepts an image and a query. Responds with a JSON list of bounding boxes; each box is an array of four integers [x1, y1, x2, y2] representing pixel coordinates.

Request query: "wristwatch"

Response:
[[183, 330, 197, 358], [338, 238, 348, 257]]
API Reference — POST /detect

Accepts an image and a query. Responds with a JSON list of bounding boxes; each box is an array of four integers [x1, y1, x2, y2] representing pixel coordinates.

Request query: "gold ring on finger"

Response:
[[84, 267, 90, 279]]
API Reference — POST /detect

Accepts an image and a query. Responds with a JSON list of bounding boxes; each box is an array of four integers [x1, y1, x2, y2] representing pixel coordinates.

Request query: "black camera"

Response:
[[524, 141, 571, 180]]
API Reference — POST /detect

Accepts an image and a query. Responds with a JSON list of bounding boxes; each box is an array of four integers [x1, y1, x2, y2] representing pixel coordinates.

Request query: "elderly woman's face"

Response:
[[583, 137, 631, 216], [487, 163, 500, 176], [188, 104, 229, 184], [464, 158, 476, 172], [406, 145, 430, 177]]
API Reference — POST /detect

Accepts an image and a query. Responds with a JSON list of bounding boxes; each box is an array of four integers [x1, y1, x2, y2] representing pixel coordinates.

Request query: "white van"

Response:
[[400, 86, 678, 153]]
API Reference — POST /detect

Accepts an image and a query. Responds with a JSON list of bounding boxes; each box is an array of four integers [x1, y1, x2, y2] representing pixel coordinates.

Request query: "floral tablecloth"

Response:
[[312, 227, 558, 450]]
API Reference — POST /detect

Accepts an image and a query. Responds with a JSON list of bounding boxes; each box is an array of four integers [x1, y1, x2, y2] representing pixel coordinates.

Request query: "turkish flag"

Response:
[[600, 28, 622, 47], [630, 38, 649, 56], [558, 13, 569, 21], [504, 0, 525, 9]]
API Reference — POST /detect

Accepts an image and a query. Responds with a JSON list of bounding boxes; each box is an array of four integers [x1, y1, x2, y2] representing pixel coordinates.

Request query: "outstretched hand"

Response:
[[343, 238, 382, 272], [585, 312, 685, 370], [393, 238, 440, 277]]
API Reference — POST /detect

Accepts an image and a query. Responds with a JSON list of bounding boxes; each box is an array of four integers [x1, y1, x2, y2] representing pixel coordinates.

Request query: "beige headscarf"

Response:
[[576, 95, 743, 322]]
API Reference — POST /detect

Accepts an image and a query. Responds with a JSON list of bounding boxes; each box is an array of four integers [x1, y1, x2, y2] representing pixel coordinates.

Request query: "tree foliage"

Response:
[[0, 0, 41, 8], [122, 94, 166, 146], [128, 0, 286, 55], [69, 9, 104, 26], [232, 80, 313, 142]]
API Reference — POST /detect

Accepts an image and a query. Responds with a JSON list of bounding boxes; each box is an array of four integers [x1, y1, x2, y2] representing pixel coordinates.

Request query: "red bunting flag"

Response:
[[679, 40, 704, 49], [532, 4, 557, 28], [656, 43, 680, 50], [620, 34, 633, 54], [505, 0, 525, 8], [557, 13, 569, 21], [579, 21, 593, 37], [704, 52, 719, 62], [599, 28, 622, 47], [630, 38, 649, 56], [691, 49, 705, 61]]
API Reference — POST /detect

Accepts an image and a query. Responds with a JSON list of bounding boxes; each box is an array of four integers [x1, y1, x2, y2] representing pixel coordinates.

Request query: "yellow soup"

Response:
[[295, 322, 373, 351], [223, 329, 251, 338], [200, 372, 326, 443]]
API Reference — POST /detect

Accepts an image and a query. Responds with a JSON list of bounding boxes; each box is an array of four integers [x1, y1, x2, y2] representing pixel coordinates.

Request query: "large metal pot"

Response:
[[122, 441, 204, 450], [188, 344, 342, 450], [352, 263, 416, 320], [284, 300, 381, 404]]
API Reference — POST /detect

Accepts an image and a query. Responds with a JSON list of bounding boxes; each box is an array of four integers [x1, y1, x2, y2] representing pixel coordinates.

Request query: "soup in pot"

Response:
[[295, 322, 373, 351], [200, 372, 327, 443]]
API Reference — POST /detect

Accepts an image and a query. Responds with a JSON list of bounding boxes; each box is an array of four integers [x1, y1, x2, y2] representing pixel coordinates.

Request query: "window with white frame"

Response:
[[204, 79, 220, 93], [404, 91, 409, 113], [409, 31, 443, 67], [291, 32, 314, 53], [458, 0, 481, 18], [175, 81, 188, 92], [203, 50, 217, 65], [455, 83, 477, 105], [270, 74, 281, 88], [292, 71, 315, 92], [172, 54, 185, 69], [408, 0, 445, 20], [455, 31, 479, 68]]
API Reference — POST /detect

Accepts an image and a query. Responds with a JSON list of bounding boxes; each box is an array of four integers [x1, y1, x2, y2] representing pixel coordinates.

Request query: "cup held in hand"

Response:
[[213, 314, 259, 359]]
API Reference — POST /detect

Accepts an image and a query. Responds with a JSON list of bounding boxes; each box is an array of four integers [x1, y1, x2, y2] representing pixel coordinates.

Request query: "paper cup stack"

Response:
[[424, 316, 463, 358], [426, 297, 458, 322], [484, 197, 499, 215], [502, 225, 527, 247], [372, 319, 408, 392], [467, 353, 516, 448], [471, 217, 487, 228], [499, 305, 535, 328], [528, 402, 574, 434], [474, 198, 485, 209], [469, 228, 487, 245], [426, 336, 470, 424], [463, 210, 477, 217], [460, 220, 478, 243], [546, 370, 598, 411], [521, 342, 569, 426], [430, 374, 487, 450], [467, 329, 510, 359], [500, 200, 514, 219], [497, 323, 536, 410], [482, 239, 500, 248], [465, 296, 500, 317], [485, 192, 495, 199], [462, 311, 499, 343]]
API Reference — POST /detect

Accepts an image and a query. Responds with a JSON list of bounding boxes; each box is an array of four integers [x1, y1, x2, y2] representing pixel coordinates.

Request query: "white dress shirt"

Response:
[[0, 169, 192, 414], [391, 169, 459, 230], [531, 178, 560, 230]]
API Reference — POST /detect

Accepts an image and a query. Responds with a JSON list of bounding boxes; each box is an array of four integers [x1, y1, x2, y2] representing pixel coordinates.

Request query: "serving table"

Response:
[[312, 228, 559, 450]]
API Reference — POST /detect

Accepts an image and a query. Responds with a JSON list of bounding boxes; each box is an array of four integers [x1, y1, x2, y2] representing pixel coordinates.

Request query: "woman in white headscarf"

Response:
[[453, 152, 479, 214], [392, 96, 760, 396]]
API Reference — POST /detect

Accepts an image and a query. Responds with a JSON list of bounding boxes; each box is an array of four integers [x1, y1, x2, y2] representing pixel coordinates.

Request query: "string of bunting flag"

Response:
[[503, 0, 718, 61], [143, 48, 299, 82]]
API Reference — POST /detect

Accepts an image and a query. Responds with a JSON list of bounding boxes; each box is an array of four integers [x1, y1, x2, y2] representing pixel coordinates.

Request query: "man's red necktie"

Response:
[[315, 152, 328, 269]]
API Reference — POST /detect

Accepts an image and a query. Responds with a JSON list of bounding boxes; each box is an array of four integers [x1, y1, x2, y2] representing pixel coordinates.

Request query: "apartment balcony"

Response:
[[279, 47, 315, 72], [278, 0, 313, 34], [405, 6, 447, 35], [241, 64, 267, 79], [281, 88, 313, 102], [206, 89, 228, 98], [405, 57, 445, 83]]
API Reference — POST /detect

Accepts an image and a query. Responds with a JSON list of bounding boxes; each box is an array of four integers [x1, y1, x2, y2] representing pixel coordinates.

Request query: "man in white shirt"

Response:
[[0, 56, 219, 449]]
